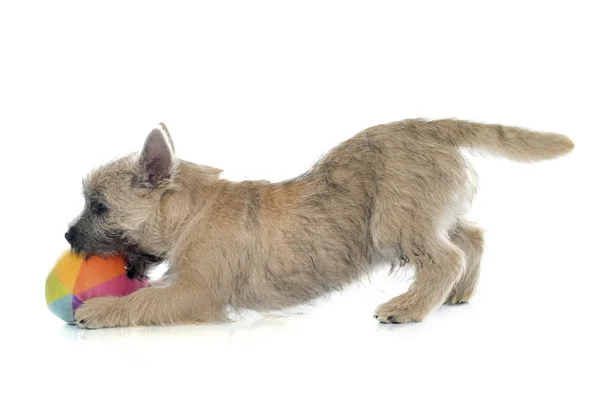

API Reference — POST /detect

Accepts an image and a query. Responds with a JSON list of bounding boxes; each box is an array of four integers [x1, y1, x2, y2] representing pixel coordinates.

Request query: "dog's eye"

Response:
[[91, 201, 108, 215]]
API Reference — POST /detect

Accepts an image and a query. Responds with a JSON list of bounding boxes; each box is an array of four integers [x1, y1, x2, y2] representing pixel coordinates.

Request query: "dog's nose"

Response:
[[64, 228, 76, 244]]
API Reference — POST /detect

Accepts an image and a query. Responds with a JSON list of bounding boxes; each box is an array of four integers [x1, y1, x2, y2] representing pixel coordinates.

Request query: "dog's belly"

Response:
[[228, 231, 405, 311]]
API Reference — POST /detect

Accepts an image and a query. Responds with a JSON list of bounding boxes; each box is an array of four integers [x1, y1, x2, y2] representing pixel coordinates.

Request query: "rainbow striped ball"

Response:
[[45, 250, 148, 324]]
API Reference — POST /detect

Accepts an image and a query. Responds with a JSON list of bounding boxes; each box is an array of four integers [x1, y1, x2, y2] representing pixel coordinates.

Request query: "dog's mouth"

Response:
[[67, 231, 121, 258], [69, 243, 165, 281]]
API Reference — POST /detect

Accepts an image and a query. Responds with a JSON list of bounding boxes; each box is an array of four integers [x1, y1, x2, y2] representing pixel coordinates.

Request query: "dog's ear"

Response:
[[157, 122, 175, 154], [138, 123, 176, 187]]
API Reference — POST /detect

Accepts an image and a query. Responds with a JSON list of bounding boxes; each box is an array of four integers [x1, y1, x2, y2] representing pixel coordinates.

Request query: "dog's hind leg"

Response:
[[75, 277, 223, 328], [445, 220, 484, 305], [375, 235, 466, 323]]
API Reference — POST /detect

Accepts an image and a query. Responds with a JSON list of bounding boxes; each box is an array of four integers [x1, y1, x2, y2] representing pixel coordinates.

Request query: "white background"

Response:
[[1, 1, 598, 397]]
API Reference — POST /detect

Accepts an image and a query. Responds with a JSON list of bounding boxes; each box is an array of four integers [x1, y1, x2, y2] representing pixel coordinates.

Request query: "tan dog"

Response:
[[66, 119, 573, 328]]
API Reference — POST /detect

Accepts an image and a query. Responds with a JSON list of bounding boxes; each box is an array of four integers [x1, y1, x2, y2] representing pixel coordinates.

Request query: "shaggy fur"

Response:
[[67, 119, 574, 328]]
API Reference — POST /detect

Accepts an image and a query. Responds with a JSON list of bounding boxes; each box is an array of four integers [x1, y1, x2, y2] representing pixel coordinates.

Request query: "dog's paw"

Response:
[[373, 298, 425, 324], [444, 293, 470, 305], [75, 296, 126, 329], [444, 288, 473, 305]]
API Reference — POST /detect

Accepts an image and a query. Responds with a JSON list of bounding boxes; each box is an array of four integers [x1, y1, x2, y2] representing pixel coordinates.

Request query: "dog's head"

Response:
[[65, 123, 177, 278]]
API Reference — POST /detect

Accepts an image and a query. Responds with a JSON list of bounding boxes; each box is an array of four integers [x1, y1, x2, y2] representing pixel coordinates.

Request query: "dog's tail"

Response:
[[423, 118, 574, 162]]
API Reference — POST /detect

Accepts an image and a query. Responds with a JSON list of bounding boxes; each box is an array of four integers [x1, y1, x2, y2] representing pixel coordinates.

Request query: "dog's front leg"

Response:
[[74, 280, 223, 329]]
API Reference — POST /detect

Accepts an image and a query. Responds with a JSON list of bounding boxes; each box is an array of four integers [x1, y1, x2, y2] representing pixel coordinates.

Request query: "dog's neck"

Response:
[[145, 161, 222, 257]]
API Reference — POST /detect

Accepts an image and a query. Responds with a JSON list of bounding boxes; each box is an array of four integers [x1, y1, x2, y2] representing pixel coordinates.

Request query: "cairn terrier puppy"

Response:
[[66, 119, 573, 328]]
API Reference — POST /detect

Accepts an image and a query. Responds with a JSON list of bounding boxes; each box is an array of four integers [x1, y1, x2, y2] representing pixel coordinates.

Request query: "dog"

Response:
[[66, 119, 573, 328]]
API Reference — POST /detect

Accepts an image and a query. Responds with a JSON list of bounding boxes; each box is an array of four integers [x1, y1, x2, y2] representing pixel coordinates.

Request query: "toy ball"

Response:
[[45, 250, 148, 324]]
